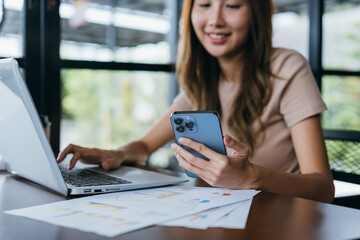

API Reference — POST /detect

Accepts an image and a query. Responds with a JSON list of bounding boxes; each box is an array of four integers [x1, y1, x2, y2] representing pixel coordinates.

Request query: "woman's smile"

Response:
[[207, 32, 231, 44]]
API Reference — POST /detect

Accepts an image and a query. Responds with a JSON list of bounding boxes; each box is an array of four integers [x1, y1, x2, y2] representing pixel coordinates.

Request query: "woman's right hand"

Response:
[[57, 144, 125, 170]]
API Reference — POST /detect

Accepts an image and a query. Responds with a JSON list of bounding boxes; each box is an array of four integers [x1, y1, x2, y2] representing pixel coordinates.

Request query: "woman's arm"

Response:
[[57, 105, 179, 169], [255, 115, 335, 202], [172, 115, 335, 203]]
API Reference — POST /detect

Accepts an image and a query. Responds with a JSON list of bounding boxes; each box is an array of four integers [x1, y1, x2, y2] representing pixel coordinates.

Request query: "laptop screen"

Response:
[[0, 58, 68, 195]]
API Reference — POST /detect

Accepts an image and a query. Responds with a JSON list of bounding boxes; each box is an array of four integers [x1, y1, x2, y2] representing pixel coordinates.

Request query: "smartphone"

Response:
[[170, 110, 227, 178]]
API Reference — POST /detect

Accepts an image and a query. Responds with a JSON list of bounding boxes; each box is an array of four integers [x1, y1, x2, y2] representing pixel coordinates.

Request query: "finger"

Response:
[[223, 134, 249, 156], [57, 144, 78, 162], [101, 161, 112, 170], [174, 151, 210, 180], [68, 151, 82, 170], [171, 143, 210, 170], [178, 137, 226, 163]]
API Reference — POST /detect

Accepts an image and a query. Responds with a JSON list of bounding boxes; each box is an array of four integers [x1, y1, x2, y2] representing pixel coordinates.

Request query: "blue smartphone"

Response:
[[170, 110, 227, 178]]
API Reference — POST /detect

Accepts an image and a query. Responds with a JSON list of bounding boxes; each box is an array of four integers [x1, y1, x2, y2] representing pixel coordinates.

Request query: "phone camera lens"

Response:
[[174, 118, 183, 125], [176, 125, 185, 133], [185, 121, 194, 129]]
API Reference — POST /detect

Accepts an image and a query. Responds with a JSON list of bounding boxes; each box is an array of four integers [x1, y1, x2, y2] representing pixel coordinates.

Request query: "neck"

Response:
[[217, 53, 244, 83]]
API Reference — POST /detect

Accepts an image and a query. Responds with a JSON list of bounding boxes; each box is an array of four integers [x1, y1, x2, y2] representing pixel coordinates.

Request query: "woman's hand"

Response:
[[171, 134, 259, 189], [57, 144, 125, 170]]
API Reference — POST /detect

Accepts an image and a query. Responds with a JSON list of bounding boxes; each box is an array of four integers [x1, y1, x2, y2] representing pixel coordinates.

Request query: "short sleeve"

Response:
[[171, 90, 193, 110], [278, 50, 327, 127]]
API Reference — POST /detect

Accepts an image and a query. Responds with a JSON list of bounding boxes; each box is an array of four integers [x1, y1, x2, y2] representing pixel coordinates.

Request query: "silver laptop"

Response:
[[0, 58, 187, 196]]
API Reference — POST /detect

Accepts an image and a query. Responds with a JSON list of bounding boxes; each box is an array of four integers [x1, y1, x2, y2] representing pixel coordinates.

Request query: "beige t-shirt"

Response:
[[171, 48, 327, 173]]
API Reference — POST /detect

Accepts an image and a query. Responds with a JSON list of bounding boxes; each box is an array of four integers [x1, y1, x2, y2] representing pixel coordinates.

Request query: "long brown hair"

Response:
[[176, 0, 274, 155]]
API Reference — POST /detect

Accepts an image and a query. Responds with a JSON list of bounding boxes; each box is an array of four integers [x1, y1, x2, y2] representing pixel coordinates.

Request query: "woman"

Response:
[[58, 0, 335, 203]]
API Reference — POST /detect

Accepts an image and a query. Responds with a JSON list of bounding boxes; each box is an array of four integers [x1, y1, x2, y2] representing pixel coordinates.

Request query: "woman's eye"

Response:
[[226, 4, 241, 9], [199, 4, 211, 8]]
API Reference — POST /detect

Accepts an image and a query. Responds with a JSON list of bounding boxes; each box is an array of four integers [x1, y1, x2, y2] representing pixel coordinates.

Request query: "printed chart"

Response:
[[6, 186, 259, 237]]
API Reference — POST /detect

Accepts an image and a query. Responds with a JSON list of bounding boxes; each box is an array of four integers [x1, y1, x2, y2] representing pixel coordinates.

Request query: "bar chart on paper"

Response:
[[6, 186, 259, 237]]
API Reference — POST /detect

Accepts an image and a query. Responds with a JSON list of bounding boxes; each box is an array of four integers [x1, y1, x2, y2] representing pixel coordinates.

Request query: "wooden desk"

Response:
[[1, 168, 360, 240]]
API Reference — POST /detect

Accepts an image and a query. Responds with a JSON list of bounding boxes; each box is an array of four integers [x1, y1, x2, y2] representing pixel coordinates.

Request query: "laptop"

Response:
[[0, 58, 187, 196]]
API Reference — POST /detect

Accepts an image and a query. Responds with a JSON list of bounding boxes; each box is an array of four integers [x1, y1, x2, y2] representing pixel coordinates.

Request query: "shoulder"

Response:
[[271, 48, 310, 79]]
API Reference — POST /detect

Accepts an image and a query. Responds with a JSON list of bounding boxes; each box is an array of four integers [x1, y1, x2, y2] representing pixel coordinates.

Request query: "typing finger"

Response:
[[68, 151, 82, 170], [57, 144, 78, 162]]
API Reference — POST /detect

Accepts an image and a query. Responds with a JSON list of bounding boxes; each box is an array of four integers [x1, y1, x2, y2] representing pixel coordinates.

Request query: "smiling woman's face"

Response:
[[191, 0, 250, 60]]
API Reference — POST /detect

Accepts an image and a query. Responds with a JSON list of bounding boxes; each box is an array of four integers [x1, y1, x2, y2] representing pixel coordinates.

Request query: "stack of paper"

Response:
[[5, 186, 260, 237]]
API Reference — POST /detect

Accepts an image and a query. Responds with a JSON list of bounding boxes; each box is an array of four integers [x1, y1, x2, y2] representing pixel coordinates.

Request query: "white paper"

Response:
[[210, 197, 254, 229], [6, 186, 259, 237], [160, 200, 247, 229]]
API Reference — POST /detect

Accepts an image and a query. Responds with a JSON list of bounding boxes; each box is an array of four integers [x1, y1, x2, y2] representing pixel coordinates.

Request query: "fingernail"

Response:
[[171, 143, 177, 150], [179, 137, 186, 144]]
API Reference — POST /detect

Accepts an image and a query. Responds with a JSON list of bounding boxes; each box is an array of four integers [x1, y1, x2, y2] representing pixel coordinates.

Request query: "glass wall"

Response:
[[0, 0, 24, 58], [323, 1, 360, 71], [322, 0, 360, 132], [59, 0, 177, 169], [322, 75, 360, 131], [60, 69, 173, 168], [60, 0, 172, 63], [272, 0, 309, 59]]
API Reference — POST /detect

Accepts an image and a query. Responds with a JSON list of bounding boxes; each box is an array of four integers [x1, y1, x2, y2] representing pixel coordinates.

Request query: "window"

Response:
[[61, 70, 173, 167], [60, 0, 172, 63], [323, 1, 360, 71], [0, 0, 24, 58], [59, 0, 179, 169], [322, 75, 360, 131], [321, 0, 360, 133], [272, 0, 309, 58]]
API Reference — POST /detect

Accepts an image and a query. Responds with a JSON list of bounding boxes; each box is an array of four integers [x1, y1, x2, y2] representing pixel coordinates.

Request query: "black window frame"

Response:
[[308, 0, 360, 139], [309, 0, 360, 184]]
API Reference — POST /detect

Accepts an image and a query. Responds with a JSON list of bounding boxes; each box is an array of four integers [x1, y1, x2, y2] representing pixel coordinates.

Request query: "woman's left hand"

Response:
[[171, 134, 259, 189]]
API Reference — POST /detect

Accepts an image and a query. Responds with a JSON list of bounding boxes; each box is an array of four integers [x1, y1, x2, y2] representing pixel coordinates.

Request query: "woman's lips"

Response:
[[207, 33, 231, 43]]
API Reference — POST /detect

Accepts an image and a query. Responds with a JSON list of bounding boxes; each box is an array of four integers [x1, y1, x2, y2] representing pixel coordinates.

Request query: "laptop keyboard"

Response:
[[59, 166, 132, 187]]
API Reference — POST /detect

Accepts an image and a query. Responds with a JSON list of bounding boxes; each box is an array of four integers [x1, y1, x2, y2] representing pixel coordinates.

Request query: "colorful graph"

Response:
[[191, 199, 211, 204], [134, 190, 183, 199], [52, 208, 82, 218], [51, 207, 140, 229], [190, 213, 208, 221], [189, 207, 217, 222], [84, 201, 126, 211]]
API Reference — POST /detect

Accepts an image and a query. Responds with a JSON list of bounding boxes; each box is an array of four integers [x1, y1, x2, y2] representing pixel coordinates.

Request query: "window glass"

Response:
[[323, 1, 360, 71], [60, 0, 172, 63], [0, 0, 24, 58], [61, 69, 173, 168], [272, 0, 309, 59], [322, 75, 360, 131]]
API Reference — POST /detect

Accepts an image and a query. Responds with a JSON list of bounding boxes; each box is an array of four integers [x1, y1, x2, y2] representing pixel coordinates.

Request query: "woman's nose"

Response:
[[208, 7, 225, 27]]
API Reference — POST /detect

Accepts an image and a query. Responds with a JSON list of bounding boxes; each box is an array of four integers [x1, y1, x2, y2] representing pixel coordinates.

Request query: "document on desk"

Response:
[[5, 186, 259, 237], [160, 198, 254, 229]]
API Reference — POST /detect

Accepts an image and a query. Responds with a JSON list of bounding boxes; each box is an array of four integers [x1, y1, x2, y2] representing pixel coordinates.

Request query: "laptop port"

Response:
[[94, 189, 102, 193], [84, 189, 91, 193], [105, 188, 120, 191]]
